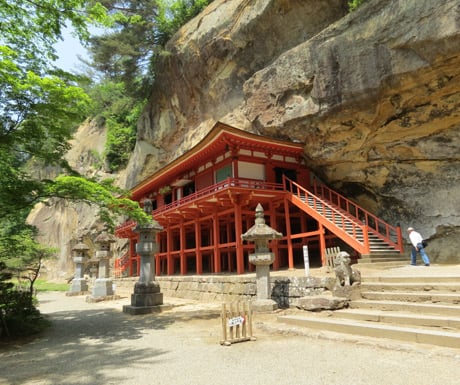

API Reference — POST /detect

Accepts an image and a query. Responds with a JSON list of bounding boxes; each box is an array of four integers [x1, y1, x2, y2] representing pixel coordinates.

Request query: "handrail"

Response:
[[312, 178, 403, 252], [115, 175, 403, 255], [115, 219, 137, 234], [113, 252, 130, 277], [283, 175, 370, 253], [153, 177, 283, 216], [115, 177, 283, 233]]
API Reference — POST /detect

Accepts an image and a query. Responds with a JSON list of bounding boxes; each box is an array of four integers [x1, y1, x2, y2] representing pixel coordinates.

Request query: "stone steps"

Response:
[[360, 291, 460, 303], [302, 194, 400, 255], [277, 273, 460, 349], [356, 254, 408, 269], [349, 299, 460, 316], [277, 314, 460, 349], [324, 308, 460, 329]]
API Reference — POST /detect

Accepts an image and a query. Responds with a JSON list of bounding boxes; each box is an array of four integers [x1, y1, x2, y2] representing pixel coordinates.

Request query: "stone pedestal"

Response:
[[123, 281, 166, 315], [123, 199, 166, 315], [67, 239, 89, 296], [87, 230, 118, 302], [90, 251, 113, 298], [69, 278, 88, 295], [250, 252, 278, 312], [242, 203, 283, 312], [92, 278, 114, 297]]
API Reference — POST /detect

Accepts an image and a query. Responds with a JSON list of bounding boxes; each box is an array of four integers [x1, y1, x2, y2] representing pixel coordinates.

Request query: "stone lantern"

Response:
[[123, 199, 166, 315], [241, 203, 283, 312], [68, 237, 89, 295], [90, 228, 116, 299]]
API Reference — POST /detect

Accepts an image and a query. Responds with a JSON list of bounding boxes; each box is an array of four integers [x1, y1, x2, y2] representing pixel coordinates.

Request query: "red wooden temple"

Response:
[[115, 122, 403, 277]]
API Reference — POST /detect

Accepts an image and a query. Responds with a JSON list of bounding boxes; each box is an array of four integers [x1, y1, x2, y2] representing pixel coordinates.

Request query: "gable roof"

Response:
[[129, 122, 305, 200]]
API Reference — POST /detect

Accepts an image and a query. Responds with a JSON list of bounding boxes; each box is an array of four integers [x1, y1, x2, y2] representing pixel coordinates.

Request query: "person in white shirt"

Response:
[[407, 227, 430, 266]]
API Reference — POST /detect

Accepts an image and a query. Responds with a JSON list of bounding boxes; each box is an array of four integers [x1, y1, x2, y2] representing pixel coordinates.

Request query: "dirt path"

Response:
[[0, 291, 459, 385]]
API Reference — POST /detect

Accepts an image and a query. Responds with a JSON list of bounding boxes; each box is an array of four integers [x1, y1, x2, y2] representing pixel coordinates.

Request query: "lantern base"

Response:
[[122, 280, 167, 315], [251, 299, 278, 312]]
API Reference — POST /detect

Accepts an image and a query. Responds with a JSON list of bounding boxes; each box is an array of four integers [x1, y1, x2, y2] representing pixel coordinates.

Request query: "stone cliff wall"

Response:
[[127, 0, 459, 262], [243, 0, 460, 259], [29, 0, 460, 276], [124, 0, 348, 187]]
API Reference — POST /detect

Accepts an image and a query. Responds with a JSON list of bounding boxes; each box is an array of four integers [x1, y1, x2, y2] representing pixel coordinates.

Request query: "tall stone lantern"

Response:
[[90, 228, 116, 299], [68, 237, 89, 295], [123, 199, 165, 315], [241, 203, 283, 312]]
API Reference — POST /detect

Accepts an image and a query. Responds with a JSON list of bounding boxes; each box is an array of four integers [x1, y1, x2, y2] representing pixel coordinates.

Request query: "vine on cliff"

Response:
[[348, 0, 368, 11]]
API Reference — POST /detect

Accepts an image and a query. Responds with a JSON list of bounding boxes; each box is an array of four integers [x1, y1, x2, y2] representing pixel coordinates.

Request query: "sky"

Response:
[[54, 28, 88, 72], [53, 27, 98, 72]]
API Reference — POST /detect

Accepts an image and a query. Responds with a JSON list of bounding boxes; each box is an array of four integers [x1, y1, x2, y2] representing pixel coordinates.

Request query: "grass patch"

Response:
[[33, 279, 68, 292]]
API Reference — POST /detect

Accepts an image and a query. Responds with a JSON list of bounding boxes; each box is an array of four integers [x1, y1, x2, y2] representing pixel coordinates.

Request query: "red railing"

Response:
[[115, 175, 403, 258], [115, 177, 283, 236], [115, 219, 137, 235], [283, 176, 370, 254], [113, 252, 130, 278], [153, 177, 283, 216], [311, 178, 403, 252]]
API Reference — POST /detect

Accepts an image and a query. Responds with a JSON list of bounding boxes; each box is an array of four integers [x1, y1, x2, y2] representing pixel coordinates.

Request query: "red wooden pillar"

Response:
[[319, 223, 326, 266], [180, 221, 186, 275], [234, 202, 244, 274], [213, 210, 221, 273], [284, 197, 294, 270], [129, 238, 136, 277], [155, 232, 161, 275], [195, 219, 202, 274], [167, 227, 174, 275], [226, 220, 232, 271], [269, 201, 280, 271]]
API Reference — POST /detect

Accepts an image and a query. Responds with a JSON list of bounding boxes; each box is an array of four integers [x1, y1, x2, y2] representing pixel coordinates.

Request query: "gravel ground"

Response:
[[0, 291, 459, 385]]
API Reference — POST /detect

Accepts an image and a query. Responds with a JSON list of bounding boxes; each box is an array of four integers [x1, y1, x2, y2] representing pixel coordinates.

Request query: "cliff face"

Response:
[[128, 0, 460, 262], [30, 0, 460, 275], [125, 0, 348, 186], [241, 0, 460, 259], [27, 120, 116, 278]]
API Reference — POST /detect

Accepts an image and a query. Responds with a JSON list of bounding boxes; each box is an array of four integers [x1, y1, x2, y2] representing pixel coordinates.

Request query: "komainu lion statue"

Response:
[[333, 251, 361, 287]]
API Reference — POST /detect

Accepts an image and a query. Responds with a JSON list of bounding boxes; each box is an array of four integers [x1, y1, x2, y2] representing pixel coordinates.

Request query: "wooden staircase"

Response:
[[277, 272, 460, 349], [283, 176, 404, 260]]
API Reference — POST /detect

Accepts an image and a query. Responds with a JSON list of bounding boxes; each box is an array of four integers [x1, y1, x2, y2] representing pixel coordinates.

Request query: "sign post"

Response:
[[303, 245, 310, 277]]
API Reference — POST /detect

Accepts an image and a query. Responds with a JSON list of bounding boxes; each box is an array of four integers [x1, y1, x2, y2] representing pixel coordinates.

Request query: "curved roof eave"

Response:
[[130, 122, 305, 200]]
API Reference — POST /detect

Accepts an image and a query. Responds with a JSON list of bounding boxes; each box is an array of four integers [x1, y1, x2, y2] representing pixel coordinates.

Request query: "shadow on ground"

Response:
[[0, 298, 220, 385]]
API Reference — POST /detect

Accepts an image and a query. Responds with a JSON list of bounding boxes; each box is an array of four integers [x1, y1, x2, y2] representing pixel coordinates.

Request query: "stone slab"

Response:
[[122, 303, 173, 315]]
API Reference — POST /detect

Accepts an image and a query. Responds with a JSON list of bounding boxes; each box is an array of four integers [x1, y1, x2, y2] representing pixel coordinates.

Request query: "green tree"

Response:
[[85, 79, 142, 171], [88, 0, 159, 98], [155, 0, 212, 46], [0, 0, 151, 229], [84, 1, 213, 171], [0, 0, 152, 338]]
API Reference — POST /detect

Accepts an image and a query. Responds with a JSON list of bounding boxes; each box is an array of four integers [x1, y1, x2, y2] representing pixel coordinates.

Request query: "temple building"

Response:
[[115, 122, 403, 277]]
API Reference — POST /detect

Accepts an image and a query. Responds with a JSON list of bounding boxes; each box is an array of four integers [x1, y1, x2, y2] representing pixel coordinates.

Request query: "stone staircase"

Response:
[[298, 191, 402, 256], [277, 271, 460, 349], [357, 251, 408, 268]]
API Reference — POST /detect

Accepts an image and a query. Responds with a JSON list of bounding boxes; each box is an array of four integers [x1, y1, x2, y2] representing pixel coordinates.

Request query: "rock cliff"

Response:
[[30, 0, 460, 276]]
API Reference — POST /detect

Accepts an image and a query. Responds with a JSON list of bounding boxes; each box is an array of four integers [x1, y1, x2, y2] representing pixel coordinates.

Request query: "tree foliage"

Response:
[[348, 0, 368, 11], [87, 1, 213, 97], [155, 0, 212, 46], [84, 0, 213, 171], [0, 1, 154, 339]]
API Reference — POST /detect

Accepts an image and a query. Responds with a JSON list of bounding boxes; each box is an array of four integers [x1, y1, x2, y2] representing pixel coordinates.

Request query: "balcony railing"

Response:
[[153, 177, 283, 216]]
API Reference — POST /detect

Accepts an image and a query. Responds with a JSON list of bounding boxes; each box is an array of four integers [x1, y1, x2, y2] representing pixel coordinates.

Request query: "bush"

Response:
[[0, 263, 49, 340]]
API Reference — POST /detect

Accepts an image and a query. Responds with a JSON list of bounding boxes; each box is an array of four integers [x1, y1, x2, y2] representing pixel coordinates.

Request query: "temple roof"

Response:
[[130, 122, 305, 201]]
